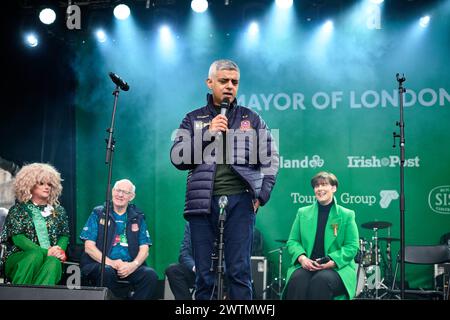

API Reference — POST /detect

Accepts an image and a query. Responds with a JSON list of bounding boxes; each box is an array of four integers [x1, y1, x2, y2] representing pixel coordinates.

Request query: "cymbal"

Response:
[[275, 239, 287, 243], [361, 221, 392, 230], [378, 237, 400, 242]]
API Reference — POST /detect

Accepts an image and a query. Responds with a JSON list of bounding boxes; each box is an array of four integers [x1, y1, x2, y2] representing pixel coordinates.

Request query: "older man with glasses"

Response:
[[79, 179, 158, 299]]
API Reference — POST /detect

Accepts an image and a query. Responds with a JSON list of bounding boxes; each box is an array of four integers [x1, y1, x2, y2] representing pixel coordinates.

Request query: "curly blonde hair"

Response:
[[14, 163, 63, 206]]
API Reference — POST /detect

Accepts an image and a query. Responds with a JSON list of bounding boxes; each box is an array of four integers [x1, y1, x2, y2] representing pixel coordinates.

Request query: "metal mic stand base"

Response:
[[216, 209, 226, 300]]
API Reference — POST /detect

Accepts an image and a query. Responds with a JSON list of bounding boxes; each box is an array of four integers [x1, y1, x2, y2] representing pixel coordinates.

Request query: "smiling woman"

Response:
[[312, 172, 338, 206], [284, 171, 359, 300]]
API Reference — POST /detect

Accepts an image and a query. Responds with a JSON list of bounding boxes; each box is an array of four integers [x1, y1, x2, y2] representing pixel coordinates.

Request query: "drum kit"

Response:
[[264, 239, 288, 299], [355, 220, 399, 299]]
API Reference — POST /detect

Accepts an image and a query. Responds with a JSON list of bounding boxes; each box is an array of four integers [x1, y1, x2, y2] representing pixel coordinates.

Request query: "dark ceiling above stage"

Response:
[[13, 0, 444, 22], [13, 0, 443, 10], [10, 0, 446, 46]]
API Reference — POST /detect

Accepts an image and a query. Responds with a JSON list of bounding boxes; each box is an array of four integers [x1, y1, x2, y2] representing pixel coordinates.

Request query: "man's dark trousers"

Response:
[[189, 192, 255, 300]]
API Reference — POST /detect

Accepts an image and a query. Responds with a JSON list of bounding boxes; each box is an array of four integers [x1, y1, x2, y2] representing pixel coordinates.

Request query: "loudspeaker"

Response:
[[0, 284, 112, 300], [251, 256, 268, 300]]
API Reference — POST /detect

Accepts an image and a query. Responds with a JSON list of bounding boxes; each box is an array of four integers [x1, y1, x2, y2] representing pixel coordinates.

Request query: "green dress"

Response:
[[0, 201, 70, 285]]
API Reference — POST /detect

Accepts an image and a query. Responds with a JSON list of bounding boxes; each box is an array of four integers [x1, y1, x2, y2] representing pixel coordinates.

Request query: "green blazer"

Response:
[[284, 199, 359, 299]]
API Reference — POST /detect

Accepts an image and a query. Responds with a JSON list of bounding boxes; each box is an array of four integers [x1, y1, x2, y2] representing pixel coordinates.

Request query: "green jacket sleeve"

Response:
[[12, 234, 47, 255], [286, 210, 307, 266], [57, 236, 69, 251]]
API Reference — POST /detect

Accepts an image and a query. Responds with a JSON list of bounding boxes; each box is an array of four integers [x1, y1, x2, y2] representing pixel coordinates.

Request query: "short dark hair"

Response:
[[311, 171, 339, 189]]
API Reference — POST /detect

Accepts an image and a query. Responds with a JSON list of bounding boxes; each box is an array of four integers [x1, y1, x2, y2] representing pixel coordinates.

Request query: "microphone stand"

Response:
[[216, 203, 227, 300], [100, 85, 121, 287], [392, 73, 406, 299]]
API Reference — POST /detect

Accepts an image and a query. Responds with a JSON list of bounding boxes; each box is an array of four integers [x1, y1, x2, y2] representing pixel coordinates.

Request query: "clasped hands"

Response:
[[47, 245, 66, 262], [299, 255, 335, 271], [109, 259, 138, 278]]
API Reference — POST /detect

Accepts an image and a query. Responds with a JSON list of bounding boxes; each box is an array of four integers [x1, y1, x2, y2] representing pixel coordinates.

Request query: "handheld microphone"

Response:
[[109, 72, 130, 91], [220, 97, 230, 116], [217, 98, 230, 137]]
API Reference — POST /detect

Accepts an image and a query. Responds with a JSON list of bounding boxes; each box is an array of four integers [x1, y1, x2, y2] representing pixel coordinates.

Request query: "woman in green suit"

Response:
[[1, 163, 69, 285], [284, 171, 359, 300]]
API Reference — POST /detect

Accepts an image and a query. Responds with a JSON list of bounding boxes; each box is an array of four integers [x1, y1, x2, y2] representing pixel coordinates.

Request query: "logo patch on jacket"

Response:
[[240, 120, 252, 131], [131, 223, 139, 232], [99, 218, 110, 226], [194, 121, 210, 130]]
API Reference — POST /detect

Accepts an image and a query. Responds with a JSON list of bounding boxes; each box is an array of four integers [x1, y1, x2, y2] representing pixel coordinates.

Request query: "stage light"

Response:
[[25, 33, 38, 47], [95, 29, 107, 43], [159, 25, 172, 39], [191, 0, 208, 13], [370, 0, 384, 4], [158, 25, 175, 53], [39, 8, 56, 25], [113, 4, 130, 20], [275, 0, 293, 9], [249, 21, 259, 36], [323, 20, 334, 32], [419, 15, 430, 28]]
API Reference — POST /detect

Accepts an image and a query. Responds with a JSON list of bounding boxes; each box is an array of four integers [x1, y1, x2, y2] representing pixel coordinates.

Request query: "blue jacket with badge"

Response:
[[170, 94, 279, 217], [80, 204, 148, 274]]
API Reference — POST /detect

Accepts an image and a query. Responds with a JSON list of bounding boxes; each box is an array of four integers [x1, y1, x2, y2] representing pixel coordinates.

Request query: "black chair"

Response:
[[0, 208, 7, 233], [440, 232, 450, 246], [390, 244, 450, 299], [0, 244, 6, 283], [0, 208, 8, 283], [438, 232, 450, 300]]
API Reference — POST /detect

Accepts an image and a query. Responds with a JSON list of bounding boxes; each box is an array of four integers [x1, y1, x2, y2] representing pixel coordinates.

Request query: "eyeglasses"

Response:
[[113, 188, 133, 196]]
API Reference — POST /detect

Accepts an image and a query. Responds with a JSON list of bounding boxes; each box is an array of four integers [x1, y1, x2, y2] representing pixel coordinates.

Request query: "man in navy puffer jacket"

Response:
[[170, 59, 279, 300]]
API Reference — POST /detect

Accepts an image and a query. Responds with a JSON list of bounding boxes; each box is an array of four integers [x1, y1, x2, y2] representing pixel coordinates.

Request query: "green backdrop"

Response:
[[74, 4, 450, 290]]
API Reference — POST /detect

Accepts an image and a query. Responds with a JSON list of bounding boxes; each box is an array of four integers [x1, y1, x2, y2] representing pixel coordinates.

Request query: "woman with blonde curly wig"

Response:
[[0, 163, 70, 285]]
